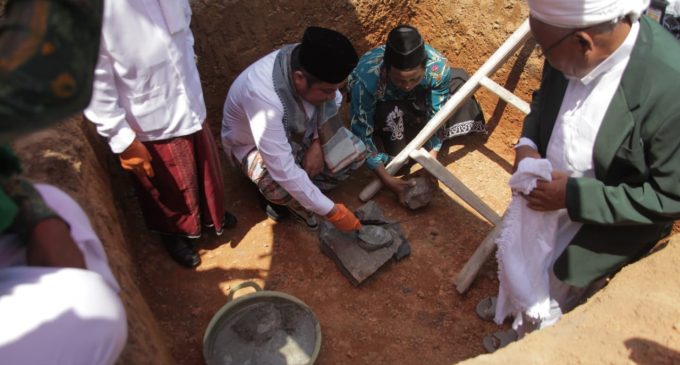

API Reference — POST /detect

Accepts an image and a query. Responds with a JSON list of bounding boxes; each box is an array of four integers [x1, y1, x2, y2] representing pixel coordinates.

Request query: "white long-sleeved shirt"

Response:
[[517, 21, 640, 259], [221, 49, 341, 216], [84, 0, 206, 153]]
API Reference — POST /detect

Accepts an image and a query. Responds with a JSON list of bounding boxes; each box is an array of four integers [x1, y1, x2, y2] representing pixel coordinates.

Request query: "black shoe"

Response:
[[287, 206, 319, 230], [257, 192, 289, 222], [223, 211, 237, 229], [264, 203, 289, 222], [162, 236, 200, 268], [213, 211, 238, 236]]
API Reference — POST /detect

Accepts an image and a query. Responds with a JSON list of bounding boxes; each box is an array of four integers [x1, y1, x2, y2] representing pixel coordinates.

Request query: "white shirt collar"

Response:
[[577, 20, 640, 85]]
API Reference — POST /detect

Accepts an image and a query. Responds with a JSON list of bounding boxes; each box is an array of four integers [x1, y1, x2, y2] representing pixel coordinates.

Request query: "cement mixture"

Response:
[[206, 300, 318, 365]]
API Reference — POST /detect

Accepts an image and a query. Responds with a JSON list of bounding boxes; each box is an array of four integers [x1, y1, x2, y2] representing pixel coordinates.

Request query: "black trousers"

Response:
[[373, 68, 486, 157]]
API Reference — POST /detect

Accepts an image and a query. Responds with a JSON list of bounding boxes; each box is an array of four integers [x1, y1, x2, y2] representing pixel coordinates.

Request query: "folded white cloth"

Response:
[[495, 158, 561, 328], [321, 127, 366, 175]]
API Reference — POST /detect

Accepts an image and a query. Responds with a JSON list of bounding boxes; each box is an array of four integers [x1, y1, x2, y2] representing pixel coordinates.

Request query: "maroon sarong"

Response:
[[131, 126, 225, 238]]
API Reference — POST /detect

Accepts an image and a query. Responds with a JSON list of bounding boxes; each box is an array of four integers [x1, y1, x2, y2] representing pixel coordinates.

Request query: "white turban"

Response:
[[527, 0, 651, 28]]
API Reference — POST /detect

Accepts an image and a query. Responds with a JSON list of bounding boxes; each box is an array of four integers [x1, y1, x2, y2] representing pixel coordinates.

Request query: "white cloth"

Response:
[[527, 0, 650, 28], [84, 0, 206, 153], [158, 0, 189, 34], [221, 50, 342, 216], [495, 158, 560, 328], [0, 184, 127, 365], [667, 0, 680, 16]]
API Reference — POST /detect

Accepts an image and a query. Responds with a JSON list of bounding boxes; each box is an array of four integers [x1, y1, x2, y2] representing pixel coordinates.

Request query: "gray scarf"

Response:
[[272, 44, 365, 174]]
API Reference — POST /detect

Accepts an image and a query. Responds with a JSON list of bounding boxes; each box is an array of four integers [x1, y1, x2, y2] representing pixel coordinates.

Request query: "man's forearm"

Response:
[[26, 218, 85, 269], [429, 148, 439, 160], [374, 163, 394, 185]]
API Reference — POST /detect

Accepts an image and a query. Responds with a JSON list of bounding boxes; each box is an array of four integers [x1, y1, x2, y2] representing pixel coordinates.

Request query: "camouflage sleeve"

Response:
[[0, 0, 103, 138], [1, 174, 62, 242]]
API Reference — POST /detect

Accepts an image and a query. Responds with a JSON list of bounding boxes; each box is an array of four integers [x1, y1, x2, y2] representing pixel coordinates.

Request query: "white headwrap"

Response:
[[527, 0, 651, 28]]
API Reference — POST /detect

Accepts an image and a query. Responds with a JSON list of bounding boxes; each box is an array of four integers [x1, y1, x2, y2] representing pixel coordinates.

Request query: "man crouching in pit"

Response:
[[221, 27, 365, 232]]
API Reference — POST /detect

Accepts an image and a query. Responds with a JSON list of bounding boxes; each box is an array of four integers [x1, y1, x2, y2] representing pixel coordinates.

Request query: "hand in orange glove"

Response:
[[119, 139, 154, 178], [326, 203, 362, 232]]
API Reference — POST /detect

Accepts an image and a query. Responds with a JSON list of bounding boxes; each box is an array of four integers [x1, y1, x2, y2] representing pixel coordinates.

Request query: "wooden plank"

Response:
[[453, 223, 502, 293], [358, 19, 532, 202], [409, 148, 501, 224], [407, 147, 503, 293], [479, 76, 531, 114]]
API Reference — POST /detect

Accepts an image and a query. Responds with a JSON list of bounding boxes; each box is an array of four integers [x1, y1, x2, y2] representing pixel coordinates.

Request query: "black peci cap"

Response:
[[298, 26, 359, 84], [383, 25, 426, 70]]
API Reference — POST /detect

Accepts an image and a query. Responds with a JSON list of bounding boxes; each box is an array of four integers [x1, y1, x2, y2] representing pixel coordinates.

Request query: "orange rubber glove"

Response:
[[119, 139, 154, 178], [326, 203, 362, 232]]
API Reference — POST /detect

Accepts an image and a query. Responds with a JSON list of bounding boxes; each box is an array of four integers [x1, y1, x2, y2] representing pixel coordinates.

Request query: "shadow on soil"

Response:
[[625, 338, 680, 365]]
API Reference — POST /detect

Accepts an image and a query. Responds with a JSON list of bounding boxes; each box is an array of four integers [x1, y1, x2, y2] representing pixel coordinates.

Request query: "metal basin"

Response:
[[203, 282, 321, 365]]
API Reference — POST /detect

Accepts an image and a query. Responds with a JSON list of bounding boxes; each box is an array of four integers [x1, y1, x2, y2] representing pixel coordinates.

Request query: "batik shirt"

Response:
[[348, 44, 451, 169]]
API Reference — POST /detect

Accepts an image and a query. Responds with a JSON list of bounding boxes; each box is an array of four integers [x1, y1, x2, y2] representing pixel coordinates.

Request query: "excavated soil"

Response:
[[10, 0, 680, 364]]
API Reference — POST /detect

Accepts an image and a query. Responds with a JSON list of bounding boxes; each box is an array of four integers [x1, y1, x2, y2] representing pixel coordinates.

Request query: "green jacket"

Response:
[[522, 16, 680, 287]]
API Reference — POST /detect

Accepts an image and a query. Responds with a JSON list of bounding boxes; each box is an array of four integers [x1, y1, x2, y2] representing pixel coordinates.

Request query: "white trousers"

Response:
[[0, 184, 127, 365]]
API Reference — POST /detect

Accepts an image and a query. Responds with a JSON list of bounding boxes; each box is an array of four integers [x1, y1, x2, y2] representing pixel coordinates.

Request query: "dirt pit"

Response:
[[11, 0, 680, 364], [137, 2, 536, 362], [124, 131, 519, 365]]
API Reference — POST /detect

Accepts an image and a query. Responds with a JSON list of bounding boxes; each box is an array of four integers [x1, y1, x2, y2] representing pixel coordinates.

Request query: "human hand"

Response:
[[428, 148, 439, 160], [119, 139, 154, 178], [514, 145, 541, 172], [374, 163, 416, 204], [303, 138, 324, 178], [26, 217, 86, 269], [385, 175, 417, 205], [326, 203, 362, 232], [525, 171, 569, 211]]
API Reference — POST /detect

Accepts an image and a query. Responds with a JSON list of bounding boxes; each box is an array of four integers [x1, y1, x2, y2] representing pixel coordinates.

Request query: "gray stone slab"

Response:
[[319, 201, 411, 286]]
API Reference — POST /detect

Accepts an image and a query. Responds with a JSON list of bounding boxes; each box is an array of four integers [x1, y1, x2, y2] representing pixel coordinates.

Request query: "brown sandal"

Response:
[[482, 329, 518, 353], [475, 296, 497, 322]]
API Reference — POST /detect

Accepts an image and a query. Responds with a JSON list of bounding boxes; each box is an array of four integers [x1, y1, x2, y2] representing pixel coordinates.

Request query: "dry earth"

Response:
[[9, 0, 680, 364]]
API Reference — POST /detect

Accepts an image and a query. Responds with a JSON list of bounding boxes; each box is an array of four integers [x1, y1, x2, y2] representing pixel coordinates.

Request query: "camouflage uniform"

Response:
[[0, 0, 103, 236]]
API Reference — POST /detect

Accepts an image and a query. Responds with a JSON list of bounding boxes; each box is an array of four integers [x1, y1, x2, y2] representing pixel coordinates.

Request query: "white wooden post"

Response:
[[408, 148, 501, 224], [453, 223, 503, 293]]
